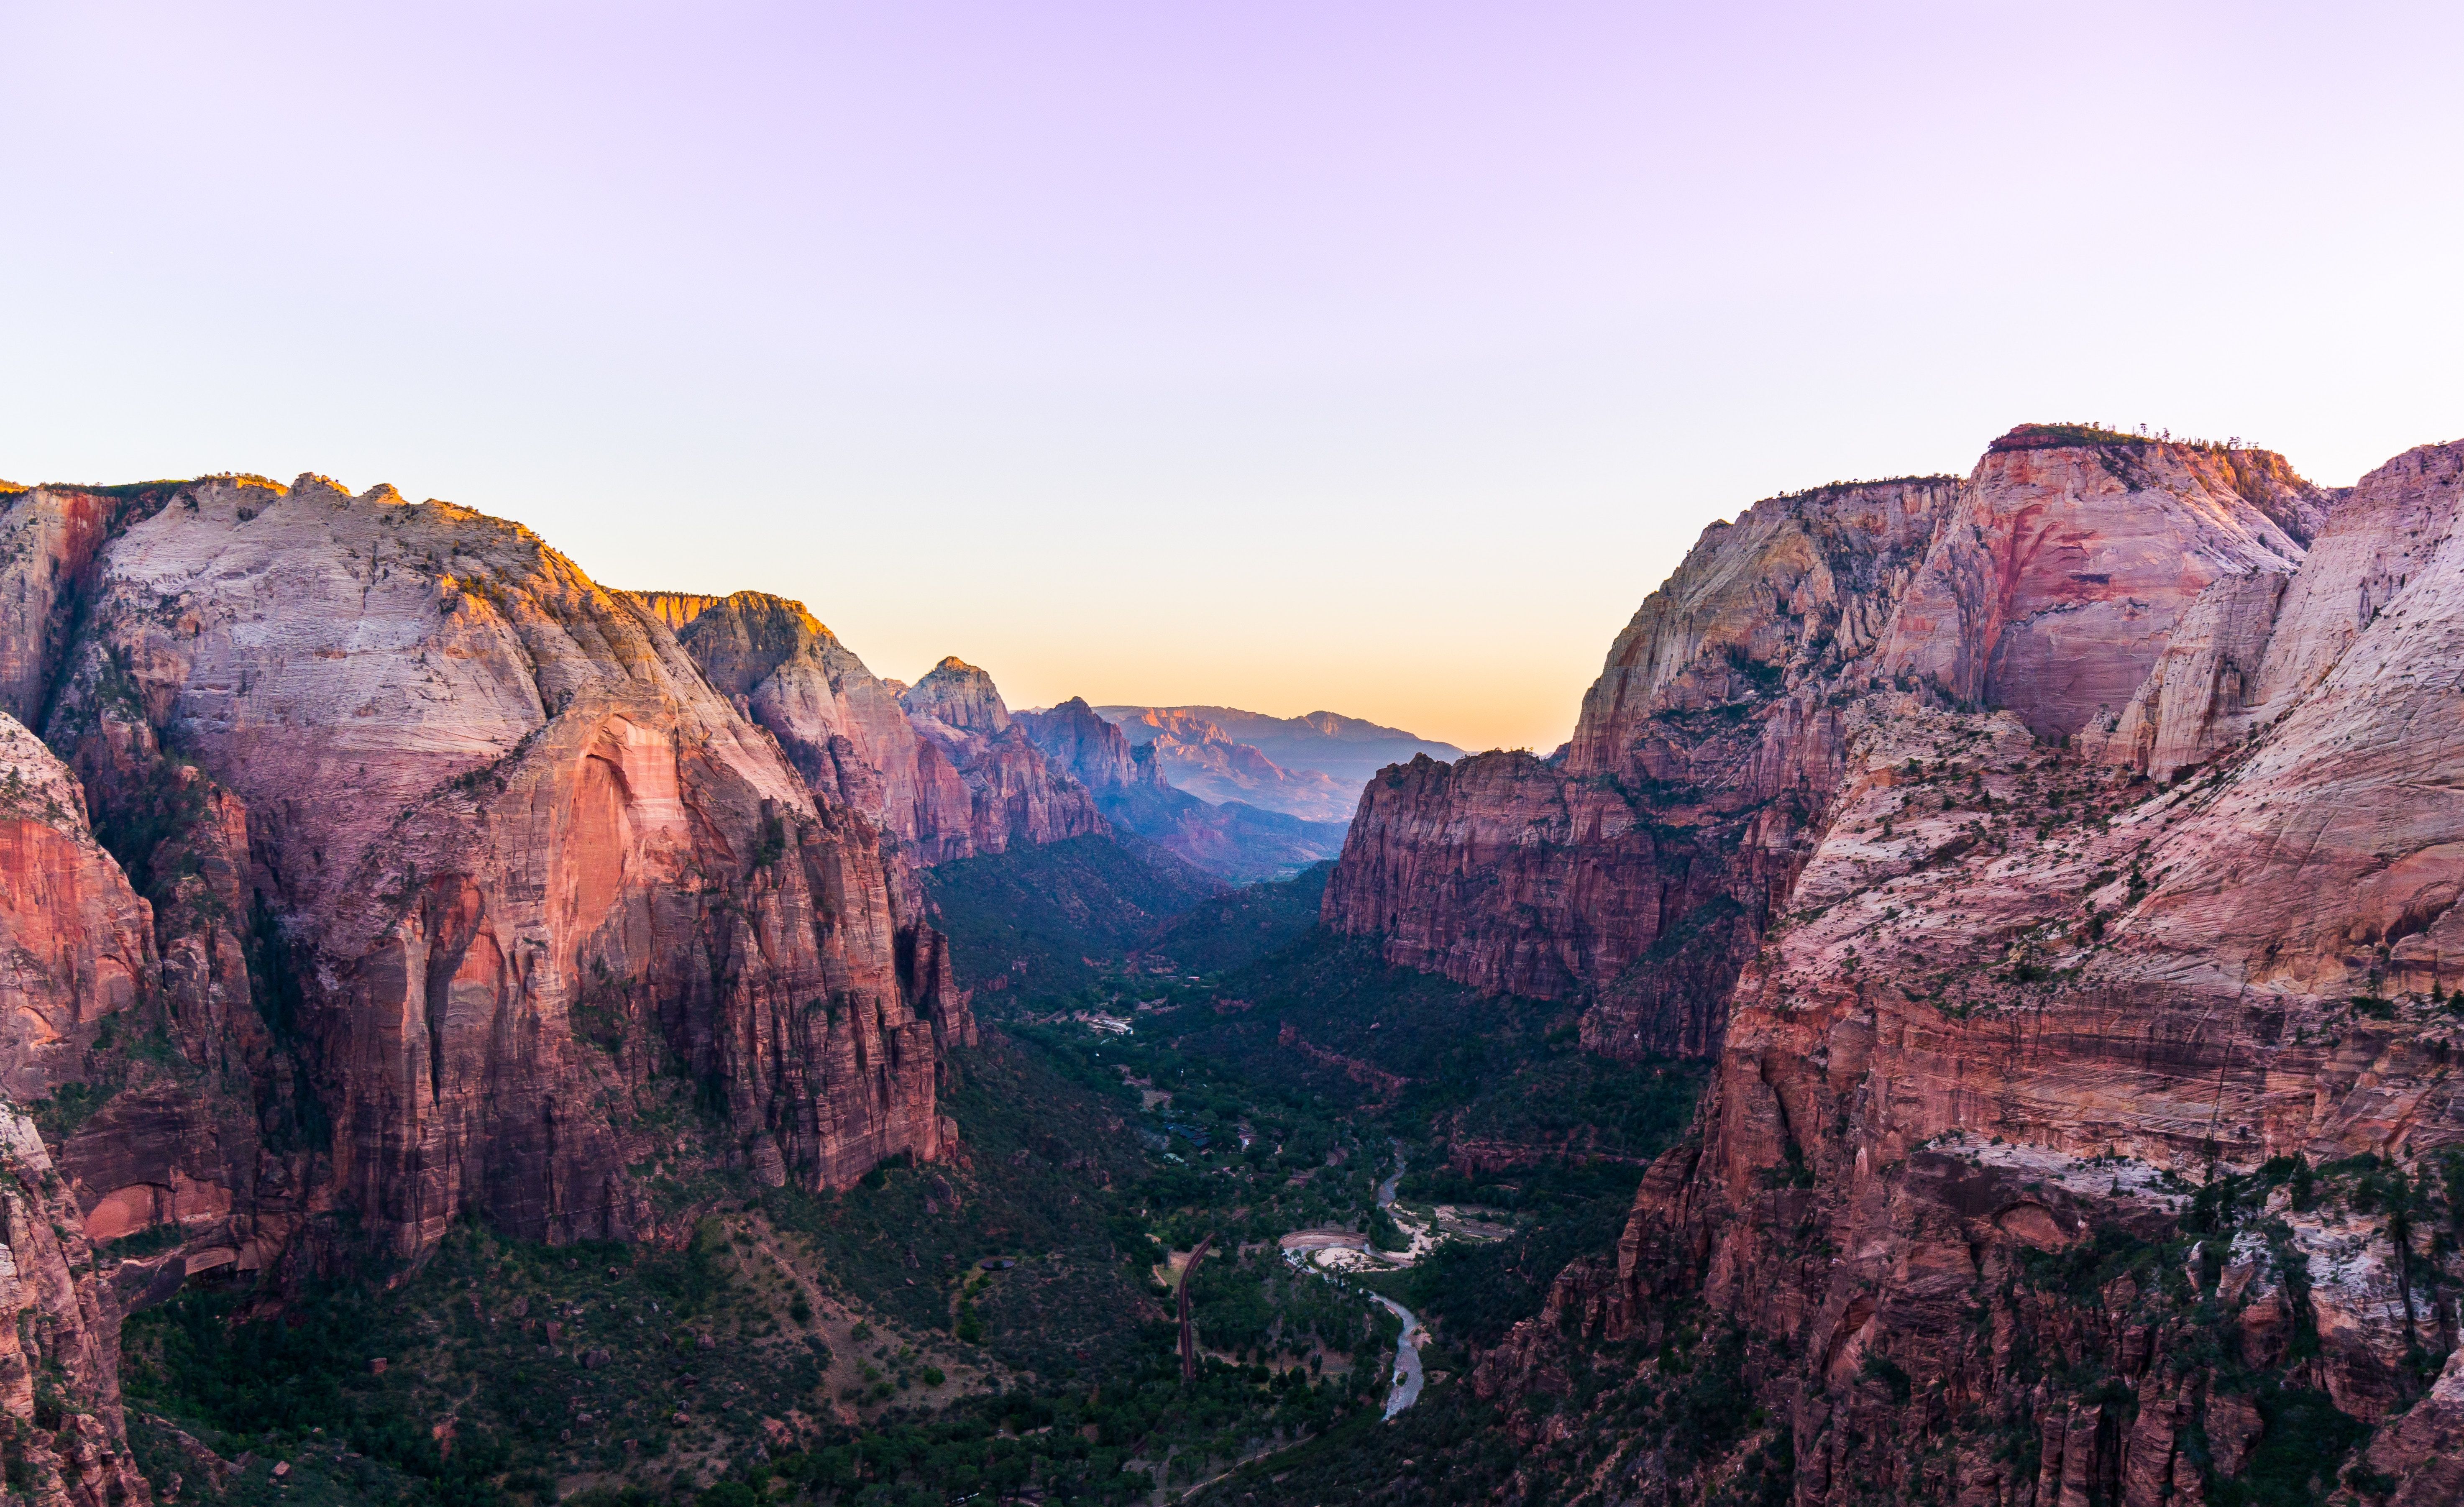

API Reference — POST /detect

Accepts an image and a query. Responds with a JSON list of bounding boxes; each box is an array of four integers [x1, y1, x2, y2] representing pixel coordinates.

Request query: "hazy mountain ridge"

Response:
[[635, 596, 1345, 882], [1014, 698, 1350, 881], [1093, 703, 1466, 797]]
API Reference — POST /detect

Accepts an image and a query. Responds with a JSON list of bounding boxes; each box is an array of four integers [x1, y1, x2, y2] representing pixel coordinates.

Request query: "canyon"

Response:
[[1325, 425, 2464, 1504], [4, 420, 2459, 1504], [0, 476, 1424, 1502], [633, 589, 1347, 883]]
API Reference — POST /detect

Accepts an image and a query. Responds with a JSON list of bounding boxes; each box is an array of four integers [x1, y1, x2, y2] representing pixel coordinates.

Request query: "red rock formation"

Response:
[[1328, 473, 1962, 1056], [0, 717, 153, 1100], [1328, 434, 2343, 1059], [0, 475, 995, 1492], [0, 1108, 156, 1506], [1013, 697, 1160, 800], [17, 476, 970, 1264], [1878, 436, 2328, 739], [0, 486, 118, 727], [1370, 428, 2464, 1503], [0, 729, 158, 1503], [647, 593, 1107, 865], [899, 657, 1107, 859]]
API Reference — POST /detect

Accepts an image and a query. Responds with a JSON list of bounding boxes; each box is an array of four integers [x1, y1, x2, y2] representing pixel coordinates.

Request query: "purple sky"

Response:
[[5, 3, 2461, 750]]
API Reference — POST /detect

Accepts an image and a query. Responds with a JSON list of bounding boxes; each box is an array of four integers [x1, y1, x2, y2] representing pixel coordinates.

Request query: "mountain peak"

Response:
[[904, 655, 1010, 732]]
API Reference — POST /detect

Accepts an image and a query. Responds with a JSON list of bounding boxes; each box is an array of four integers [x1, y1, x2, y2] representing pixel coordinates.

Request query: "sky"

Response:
[[4, 3, 2461, 753]]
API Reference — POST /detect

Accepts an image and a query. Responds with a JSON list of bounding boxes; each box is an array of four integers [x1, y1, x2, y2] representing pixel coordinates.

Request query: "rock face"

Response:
[[0, 1105, 156, 1506], [652, 598, 1331, 883], [0, 715, 157, 1503], [0, 716, 152, 1101], [897, 658, 1108, 858], [0, 480, 982, 1423], [647, 592, 1106, 865], [1348, 426, 2464, 1503], [1328, 431, 2344, 1058], [0, 471, 992, 1501], [1012, 697, 1163, 801], [1877, 434, 2325, 741], [1329, 473, 1963, 1057], [0, 485, 120, 728], [1019, 699, 1349, 883]]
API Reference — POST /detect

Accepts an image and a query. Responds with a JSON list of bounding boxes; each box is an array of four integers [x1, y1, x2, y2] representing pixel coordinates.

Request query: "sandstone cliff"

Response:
[[0, 479, 1003, 1494], [645, 592, 1108, 865], [0, 718, 158, 1503], [0, 480, 974, 1270], [898, 657, 1108, 858], [1329, 472, 1965, 1056], [1345, 427, 2464, 1504], [1012, 697, 1161, 801], [0, 1106, 156, 1506], [1329, 430, 2343, 1057]]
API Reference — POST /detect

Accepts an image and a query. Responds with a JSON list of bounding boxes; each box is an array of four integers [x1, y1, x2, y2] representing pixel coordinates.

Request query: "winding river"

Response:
[[1371, 1143, 1424, 1418], [1272, 1142, 1429, 1418]]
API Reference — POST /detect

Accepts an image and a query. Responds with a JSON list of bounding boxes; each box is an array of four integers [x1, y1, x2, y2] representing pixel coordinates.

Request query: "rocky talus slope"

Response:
[[0, 478, 978, 1500], [1331, 427, 2464, 1503]]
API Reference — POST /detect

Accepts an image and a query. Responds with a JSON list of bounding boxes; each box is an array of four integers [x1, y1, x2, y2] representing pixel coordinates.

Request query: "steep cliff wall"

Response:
[[0, 479, 1008, 1493], [0, 486, 120, 729], [0, 727, 161, 1503], [898, 658, 1108, 859], [0, 1106, 156, 1506], [10, 478, 970, 1267], [1013, 697, 1160, 799], [1426, 433, 2464, 1505], [1328, 473, 1962, 1057], [1328, 431, 2343, 1062]]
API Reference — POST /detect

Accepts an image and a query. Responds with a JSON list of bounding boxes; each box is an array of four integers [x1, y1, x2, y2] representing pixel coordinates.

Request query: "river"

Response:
[[1371, 1141, 1423, 1419]]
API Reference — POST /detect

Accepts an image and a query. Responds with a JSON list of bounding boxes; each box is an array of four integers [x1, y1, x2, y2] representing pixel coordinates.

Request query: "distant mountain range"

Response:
[[1089, 705, 1464, 820]]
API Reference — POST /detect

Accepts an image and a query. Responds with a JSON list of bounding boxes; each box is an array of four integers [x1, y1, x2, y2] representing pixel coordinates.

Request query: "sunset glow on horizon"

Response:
[[6, 3, 2461, 752]]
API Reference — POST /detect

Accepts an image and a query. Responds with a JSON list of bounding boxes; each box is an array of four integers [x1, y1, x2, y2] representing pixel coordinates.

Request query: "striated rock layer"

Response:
[[1356, 427, 2464, 1503], [0, 476, 1009, 1489], [647, 593, 1332, 882], [0, 475, 985, 1289], [1329, 472, 1966, 1056], [1327, 430, 2343, 1058]]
